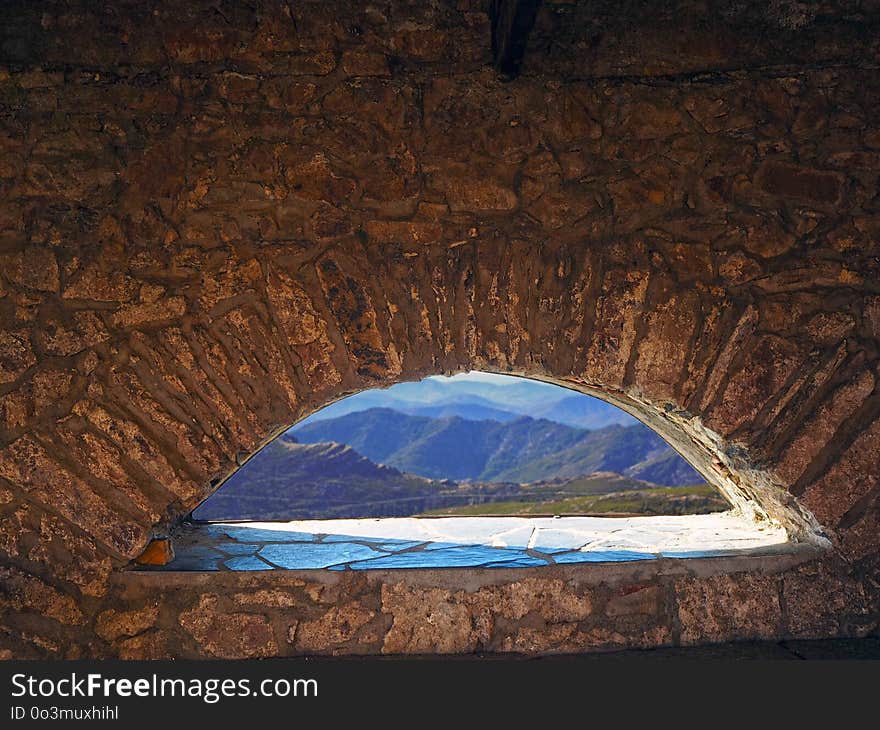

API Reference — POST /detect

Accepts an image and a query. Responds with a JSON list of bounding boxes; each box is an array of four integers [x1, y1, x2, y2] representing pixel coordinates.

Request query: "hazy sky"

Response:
[[425, 371, 524, 386]]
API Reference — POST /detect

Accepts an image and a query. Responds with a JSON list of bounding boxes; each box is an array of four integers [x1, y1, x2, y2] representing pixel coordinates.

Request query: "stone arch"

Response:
[[1, 0, 878, 658]]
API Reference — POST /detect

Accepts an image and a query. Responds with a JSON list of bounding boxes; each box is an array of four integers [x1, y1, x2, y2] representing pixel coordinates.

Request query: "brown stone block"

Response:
[[96, 604, 160, 642], [391, 24, 450, 61], [117, 630, 170, 660], [606, 585, 663, 617], [0, 247, 59, 292], [0, 390, 28, 431], [783, 563, 872, 639], [55, 426, 159, 522], [61, 258, 137, 302], [315, 255, 402, 379], [0, 502, 111, 595], [36, 311, 108, 356], [584, 267, 650, 389], [633, 288, 700, 401], [284, 152, 357, 205], [214, 72, 261, 103], [429, 164, 517, 213], [499, 623, 579, 654], [364, 220, 443, 246], [0, 330, 36, 384], [801, 418, 880, 528], [163, 24, 240, 64], [380, 584, 491, 654], [826, 151, 880, 170], [717, 251, 763, 285], [0, 435, 149, 557], [487, 578, 593, 623], [77, 402, 199, 502], [360, 151, 420, 207], [684, 94, 752, 134], [340, 50, 391, 77], [0, 566, 84, 626], [525, 184, 600, 230], [179, 594, 278, 659], [656, 241, 713, 282], [111, 298, 187, 329], [865, 296, 880, 341], [278, 51, 337, 75], [541, 89, 603, 144], [499, 624, 671, 654], [741, 218, 797, 258], [755, 161, 843, 205], [233, 589, 302, 609], [108, 357, 223, 468], [261, 79, 316, 113], [707, 335, 803, 434], [676, 573, 782, 644], [292, 602, 376, 654], [773, 370, 874, 487], [621, 100, 683, 140], [805, 311, 855, 345]]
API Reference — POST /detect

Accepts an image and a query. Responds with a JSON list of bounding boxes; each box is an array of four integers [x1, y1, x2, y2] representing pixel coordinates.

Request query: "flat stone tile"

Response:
[[216, 525, 318, 543], [551, 549, 659, 563], [482, 556, 550, 568], [485, 525, 536, 549], [258, 542, 382, 569], [373, 540, 428, 552], [156, 544, 224, 571], [223, 555, 275, 571], [320, 534, 426, 551], [163, 511, 791, 571], [423, 540, 475, 551], [528, 528, 593, 551], [216, 542, 261, 556], [343, 545, 538, 569], [157, 554, 223, 571]]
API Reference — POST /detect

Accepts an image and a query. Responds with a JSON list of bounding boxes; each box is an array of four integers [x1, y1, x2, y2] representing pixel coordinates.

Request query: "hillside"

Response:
[[193, 437, 452, 520], [195, 435, 724, 521], [291, 408, 704, 486], [424, 484, 728, 517]]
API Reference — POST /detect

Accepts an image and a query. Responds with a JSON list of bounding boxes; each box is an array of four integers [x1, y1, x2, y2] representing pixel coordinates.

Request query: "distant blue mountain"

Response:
[[401, 403, 520, 423], [293, 373, 636, 430], [293, 407, 703, 486]]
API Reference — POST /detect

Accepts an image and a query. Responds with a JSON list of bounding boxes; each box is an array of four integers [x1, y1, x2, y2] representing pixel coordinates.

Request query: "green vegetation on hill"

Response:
[[195, 433, 727, 521], [421, 484, 727, 516]]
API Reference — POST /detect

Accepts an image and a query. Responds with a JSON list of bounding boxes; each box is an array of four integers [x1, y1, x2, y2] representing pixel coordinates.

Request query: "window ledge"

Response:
[[134, 511, 811, 572]]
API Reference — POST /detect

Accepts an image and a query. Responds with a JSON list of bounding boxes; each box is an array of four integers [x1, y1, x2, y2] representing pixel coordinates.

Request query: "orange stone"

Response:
[[135, 539, 174, 566]]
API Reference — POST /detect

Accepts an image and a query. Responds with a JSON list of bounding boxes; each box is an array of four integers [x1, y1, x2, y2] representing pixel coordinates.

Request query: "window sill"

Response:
[[133, 511, 812, 572]]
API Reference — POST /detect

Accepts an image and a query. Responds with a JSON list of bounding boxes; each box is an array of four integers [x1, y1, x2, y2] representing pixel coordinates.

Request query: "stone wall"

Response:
[[1, 0, 878, 658]]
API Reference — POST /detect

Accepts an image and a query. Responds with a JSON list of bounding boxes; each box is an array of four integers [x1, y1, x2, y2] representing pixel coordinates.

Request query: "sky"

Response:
[[425, 371, 525, 385]]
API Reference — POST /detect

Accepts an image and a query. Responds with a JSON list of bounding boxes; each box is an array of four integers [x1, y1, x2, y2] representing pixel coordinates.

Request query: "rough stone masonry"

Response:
[[0, 0, 878, 658]]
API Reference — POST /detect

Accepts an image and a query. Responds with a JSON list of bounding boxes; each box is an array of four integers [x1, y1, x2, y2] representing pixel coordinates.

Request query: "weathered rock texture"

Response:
[[1, 0, 879, 658]]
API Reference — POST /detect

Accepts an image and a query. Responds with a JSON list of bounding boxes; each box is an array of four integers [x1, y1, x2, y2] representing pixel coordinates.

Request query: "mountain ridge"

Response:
[[292, 407, 704, 486], [195, 436, 721, 521]]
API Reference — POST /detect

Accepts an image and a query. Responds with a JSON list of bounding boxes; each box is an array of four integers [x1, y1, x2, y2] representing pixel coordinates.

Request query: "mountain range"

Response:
[[291, 408, 703, 486], [294, 373, 637, 431], [194, 434, 720, 521], [195, 373, 716, 521]]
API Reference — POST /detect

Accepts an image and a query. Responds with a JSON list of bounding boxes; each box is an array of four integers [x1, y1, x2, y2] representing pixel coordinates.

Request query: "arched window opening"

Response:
[[150, 372, 796, 571], [196, 372, 724, 521]]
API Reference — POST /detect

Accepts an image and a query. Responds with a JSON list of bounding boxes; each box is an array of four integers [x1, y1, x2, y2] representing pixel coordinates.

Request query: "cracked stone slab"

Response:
[[153, 512, 791, 571]]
